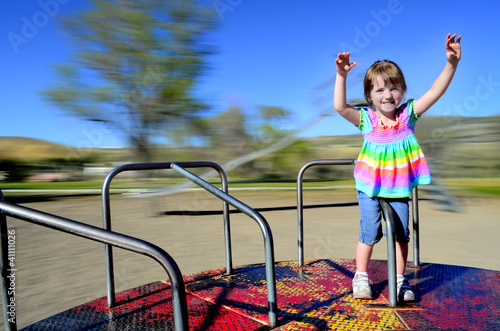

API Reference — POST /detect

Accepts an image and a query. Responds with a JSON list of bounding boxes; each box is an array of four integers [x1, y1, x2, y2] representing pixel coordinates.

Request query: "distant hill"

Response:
[[0, 137, 76, 161], [0, 137, 128, 162]]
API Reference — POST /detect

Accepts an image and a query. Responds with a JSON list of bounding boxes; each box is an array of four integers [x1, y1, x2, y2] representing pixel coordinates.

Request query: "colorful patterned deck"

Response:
[[23, 259, 500, 330]]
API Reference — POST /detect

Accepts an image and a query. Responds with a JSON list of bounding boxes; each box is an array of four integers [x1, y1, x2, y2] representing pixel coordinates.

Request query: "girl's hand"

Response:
[[446, 33, 461, 64], [336, 52, 357, 77]]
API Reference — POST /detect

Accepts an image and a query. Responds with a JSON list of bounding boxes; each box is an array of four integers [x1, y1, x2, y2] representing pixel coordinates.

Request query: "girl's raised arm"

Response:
[[414, 34, 462, 117], [334, 52, 361, 126]]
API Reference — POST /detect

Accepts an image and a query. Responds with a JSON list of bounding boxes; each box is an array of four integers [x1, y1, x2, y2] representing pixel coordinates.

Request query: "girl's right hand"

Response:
[[445, 33, 462, 65], [336, 52, 357, 76]]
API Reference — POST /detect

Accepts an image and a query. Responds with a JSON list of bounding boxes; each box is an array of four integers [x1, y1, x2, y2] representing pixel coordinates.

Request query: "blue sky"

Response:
[[2, 0, 499, 148]]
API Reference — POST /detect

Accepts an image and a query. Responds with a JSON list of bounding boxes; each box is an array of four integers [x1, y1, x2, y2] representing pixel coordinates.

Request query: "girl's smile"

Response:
[[369, 76, 404, 117]]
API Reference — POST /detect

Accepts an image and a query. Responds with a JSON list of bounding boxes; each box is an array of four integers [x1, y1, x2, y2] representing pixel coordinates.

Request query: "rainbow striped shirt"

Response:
[[354, 99, 431, 198]]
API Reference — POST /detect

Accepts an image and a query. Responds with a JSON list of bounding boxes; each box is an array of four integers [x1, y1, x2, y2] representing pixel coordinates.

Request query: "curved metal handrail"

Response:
[[296, 159, 420, 270], [101, 162, 232, 308], [171, 163, 277, 327], [296, 159, 356, 266], [0, 199, 188, 331]]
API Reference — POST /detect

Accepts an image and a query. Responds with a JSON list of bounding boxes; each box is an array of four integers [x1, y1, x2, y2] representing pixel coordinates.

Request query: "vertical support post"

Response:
[[0, 191, 17, 331], [102, 172, 116, 307], [296, 165, 306, 267], [379, 198, 398, 306], [412, 187, 420, 267], [222, 187, 232, 274]]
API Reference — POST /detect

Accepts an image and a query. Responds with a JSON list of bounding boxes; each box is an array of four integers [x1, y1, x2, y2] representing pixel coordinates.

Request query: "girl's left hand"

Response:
[[446, 33, 461, 63]]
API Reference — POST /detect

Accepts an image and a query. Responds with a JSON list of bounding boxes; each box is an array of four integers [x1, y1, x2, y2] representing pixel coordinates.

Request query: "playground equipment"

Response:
[[1, 160, 499, 330]]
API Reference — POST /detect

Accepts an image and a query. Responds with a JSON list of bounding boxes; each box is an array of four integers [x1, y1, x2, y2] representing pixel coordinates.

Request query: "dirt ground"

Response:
[[1, 188, 499, 328]]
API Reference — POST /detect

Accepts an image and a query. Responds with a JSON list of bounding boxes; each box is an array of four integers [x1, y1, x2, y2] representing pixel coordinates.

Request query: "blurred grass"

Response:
[[442, 178, 500, 196], [1, 177, 499, 196], [0, 179, 355, 190]]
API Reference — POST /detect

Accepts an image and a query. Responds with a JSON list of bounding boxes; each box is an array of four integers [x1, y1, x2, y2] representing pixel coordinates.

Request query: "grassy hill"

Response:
[[0, 137, 76, 161], [0, 137, 128, 163]]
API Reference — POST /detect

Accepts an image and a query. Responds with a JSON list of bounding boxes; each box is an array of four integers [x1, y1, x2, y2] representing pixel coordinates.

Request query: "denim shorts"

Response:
[[357, 191, 410, 245]]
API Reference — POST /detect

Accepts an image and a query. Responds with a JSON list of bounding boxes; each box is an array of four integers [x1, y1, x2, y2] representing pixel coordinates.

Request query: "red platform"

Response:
[[22, 259, 500, 330]]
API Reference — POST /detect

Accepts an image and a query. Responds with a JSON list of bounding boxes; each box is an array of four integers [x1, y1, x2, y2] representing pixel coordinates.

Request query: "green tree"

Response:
[[42, 0, 215, 162]]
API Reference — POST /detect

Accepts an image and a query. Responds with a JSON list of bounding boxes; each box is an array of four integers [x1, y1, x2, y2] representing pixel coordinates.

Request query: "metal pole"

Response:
[[296, 163, 307, 267], [0, 191, 16, 331], [412, 187, 420, 267], [296, 159, 356, 266], [171, 163, 277, 327], [102, 166, 117, 307], [379, 198, 398, 306], [0, 199, 189, 331]]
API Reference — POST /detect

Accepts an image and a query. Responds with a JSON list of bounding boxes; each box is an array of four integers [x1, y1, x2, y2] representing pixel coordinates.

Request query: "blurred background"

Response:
[[1, 0, 499, 191]]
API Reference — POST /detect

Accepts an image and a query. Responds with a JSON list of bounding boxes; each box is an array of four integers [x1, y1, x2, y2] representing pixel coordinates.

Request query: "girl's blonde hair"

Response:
[[364, 60, 406, 105]]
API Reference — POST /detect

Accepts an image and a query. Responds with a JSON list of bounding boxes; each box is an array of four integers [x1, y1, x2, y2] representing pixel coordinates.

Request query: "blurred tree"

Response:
[[257, 106, 289, 141], [202, 104, 312, 178], [207, 105, 252, 159], [0, 160, 30, 183], [42, 0, 215, 163], [252, 106, 312, 178]]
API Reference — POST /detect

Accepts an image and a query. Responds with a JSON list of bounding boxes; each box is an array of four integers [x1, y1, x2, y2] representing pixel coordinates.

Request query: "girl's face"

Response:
[[369, 76, 404, 114]]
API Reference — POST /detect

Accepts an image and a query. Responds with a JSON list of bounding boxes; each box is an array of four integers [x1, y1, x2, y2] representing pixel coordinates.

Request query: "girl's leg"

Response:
[[356, 241, 374, 272], [356, 190, 382, 273], [353, 191, 382, 300], [396, 241, 408, 275], [389, 197, 410, 275]]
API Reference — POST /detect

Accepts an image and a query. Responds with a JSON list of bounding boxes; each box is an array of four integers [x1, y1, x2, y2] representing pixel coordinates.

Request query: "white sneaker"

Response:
[[352, 274, 373, 299], [397, 276, 415, 302]]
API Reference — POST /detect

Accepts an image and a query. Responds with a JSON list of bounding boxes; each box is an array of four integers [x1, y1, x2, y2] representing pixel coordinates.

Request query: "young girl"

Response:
[[334, 33, 462, 301]]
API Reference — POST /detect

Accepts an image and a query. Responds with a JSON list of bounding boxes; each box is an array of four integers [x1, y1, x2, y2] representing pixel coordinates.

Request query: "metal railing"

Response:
[[296, 159, 356, 266], [102, 162, 232, 309], [0, 192, 189, 331], [102, 162, 277, 327], [296, 159, 420, 268]]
